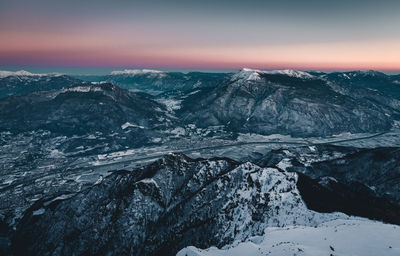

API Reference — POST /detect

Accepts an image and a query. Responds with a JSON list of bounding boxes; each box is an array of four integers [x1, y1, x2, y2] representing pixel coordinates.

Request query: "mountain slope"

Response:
[[0, 82, 170, 135], [9, 153, 400, 256], [178, 219, 400, 256], [324, 70, 400, 100], [178, 69, 397, 137], [89, 69, 230, 94], [256, 145, 400, 206]]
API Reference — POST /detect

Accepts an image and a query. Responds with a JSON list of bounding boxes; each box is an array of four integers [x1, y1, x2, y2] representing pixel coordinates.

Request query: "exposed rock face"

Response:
[[10, 153, 400, 256], [178, 69, 399, 137]]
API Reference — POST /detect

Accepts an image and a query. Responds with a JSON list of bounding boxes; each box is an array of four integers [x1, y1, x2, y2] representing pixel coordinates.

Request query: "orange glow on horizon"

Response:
[[1, 31, 399, 72]]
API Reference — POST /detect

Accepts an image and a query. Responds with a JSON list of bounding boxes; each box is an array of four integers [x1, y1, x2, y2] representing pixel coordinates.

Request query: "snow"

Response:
[[200, 162, 350, 244], [276, 158, 292, 171], [138, 178, 159, 188], [318, 176, 338, 186], [177, 219, 400, 256], [110, 69, 165, 75], [0, 70, 48, 78], [32, 208, 45, 216], [175, 161, 400, 256], [186, 90, 201, 96], [168, 127, 186, 137], [121, 122, 145, 129], [231, 68, 314, 82], [152, 138, 162, 143], [308, 146, 316, 152], [64, 86, 102, 93], [231, 68, 262, 81], [263, 69, 315, 78], [43, 194, 75, 207], [157, 98, 182, 112]]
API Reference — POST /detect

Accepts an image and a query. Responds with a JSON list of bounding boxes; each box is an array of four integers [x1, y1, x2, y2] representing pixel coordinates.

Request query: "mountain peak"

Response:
[[0, 70, 47, 78], [232, 68, 262, 81], [233, 68, 314, 82], [109, 69, 165, 76]]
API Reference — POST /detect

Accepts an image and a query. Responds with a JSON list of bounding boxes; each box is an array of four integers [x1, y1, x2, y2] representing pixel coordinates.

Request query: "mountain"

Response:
[[78, 69, 230, 95], [0, 82, 171, 135], [177, 68, 398, 137], [8, 153, 400, 256], [0, 70, 81, 98], [0, 82, 176, 247], [0, 82, 175, 161], [2, 68, 400, 255]]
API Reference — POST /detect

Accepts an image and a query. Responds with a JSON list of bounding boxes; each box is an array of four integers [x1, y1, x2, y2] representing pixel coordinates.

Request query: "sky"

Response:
[[1, 0, 400, 72]]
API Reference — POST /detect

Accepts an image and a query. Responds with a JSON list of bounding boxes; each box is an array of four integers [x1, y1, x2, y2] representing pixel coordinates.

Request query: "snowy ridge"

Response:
[[231, 68, 314, 82], [109, 69, 165, 75], [0, 70, 55, 78], [210, 162, 349, 243], [8, 152, 400, 255], [176, 158, 400, 256], [231, 68, 262, 81], [62, 86, 102, 93], [177, 219, 400, 256]]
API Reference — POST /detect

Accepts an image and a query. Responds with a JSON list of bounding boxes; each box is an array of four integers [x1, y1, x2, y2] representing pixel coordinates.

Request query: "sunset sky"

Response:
[[1, 0, 400, 72]]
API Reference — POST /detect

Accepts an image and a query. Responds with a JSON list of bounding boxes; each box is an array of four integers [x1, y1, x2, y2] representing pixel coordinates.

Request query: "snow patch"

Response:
[[121, 122, 145, 129], [63, 86, 102, 93], [276, 158, 292, 171], [232, 68, 314, 82], [110, 69, 165, 76], [318, 176, 338, 186], [157, 98, 182, 112], [177, 219, 400, 256], [32, 208, 45, 216], [0, 70, 62, 78]]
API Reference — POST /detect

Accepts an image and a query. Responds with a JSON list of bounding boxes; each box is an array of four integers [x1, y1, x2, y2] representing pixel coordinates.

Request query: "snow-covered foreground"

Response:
[[177, 219, 400, 256]]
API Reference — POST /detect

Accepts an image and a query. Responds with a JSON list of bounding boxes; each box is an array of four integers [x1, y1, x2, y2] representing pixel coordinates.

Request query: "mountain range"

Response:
[[1, 68, 400, 255]]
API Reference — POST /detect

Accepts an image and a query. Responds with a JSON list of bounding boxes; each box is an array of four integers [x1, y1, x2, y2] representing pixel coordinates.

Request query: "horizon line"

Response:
[[1, 65, 400, 76]]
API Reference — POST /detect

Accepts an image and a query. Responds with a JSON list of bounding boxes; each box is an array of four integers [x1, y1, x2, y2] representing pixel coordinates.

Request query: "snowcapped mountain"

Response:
[[0, 70, 69, 79], [8, 153, 400, 256], [178, 69, 398, 137], [0, 70, 48, 78], [231, 68, 315, 82], [109, 69, 166, 76]]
